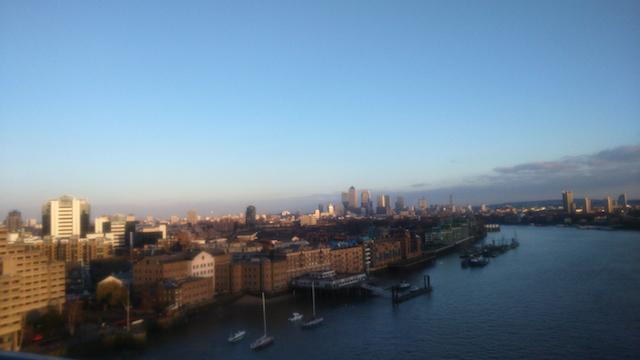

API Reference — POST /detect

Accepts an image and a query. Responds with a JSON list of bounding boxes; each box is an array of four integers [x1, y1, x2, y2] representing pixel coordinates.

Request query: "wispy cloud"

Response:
[[404, 145, 640, 205]]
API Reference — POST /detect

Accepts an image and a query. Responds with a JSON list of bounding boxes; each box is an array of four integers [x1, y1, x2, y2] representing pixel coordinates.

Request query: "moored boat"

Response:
[[228, 330, 246, 343], [288, 312, 303, 322]]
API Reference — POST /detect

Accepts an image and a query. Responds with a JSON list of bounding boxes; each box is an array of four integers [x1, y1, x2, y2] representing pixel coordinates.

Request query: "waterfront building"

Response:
[[238, 256, 288, 295], [330, 244, 364, 274], [279, 246, 331, 280], [212, 252, 232, 295], [368, 238, 402, 272], [158, 277, 214, 308], [0, 226, 65, 352], [398, 230, 422, 260], [562, 191, 575, 214], [5, 210, 22, 233], [245, 205, 257, 226], [605, 196, 615, 214], [42, 195, 90, 238], [583, 197, 592, 214]]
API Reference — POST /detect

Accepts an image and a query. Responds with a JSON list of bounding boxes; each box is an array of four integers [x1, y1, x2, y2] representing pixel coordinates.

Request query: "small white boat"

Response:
[[398, 281, 411, 290], [288, 312, 303, 322], [228, 330, 246, 343]]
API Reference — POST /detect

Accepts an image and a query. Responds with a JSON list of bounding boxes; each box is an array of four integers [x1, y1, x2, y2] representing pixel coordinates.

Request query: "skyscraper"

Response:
[[361, 190, 372, 215], [245, 205, 257, 227], [42, 195, 90, 238], [605, 196, 614, 213], [341, 192, 349, 211], [5, 210, 22, 233], [395, 196, 405, 212], [562, 191, 574, 214], [361, 190, 371, 207], [418, 198, 428, 210], [583, 197, 592, 214], [348, 186, 357, 210], [327, 203, 335, 216], [618, 193, 628, 208]]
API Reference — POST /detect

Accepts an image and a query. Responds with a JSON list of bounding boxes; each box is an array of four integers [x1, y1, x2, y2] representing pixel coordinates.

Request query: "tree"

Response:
[[96, 280, 128, 309]]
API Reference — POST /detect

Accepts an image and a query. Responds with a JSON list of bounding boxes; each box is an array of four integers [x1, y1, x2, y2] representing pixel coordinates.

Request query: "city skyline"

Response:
[[2, 1, 640, 217]]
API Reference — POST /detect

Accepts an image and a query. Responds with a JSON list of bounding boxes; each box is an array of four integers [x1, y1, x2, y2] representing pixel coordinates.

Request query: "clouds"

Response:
[[405, 145, 640, 205], [493, 145, 640, 176]]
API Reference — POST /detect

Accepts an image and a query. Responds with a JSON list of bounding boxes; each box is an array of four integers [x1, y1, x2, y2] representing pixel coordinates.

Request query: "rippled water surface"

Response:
[[125, 226, 640, 360]]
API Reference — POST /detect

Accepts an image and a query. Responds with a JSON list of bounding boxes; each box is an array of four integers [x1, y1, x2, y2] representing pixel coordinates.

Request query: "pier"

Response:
[[391, 275, 432, 304]]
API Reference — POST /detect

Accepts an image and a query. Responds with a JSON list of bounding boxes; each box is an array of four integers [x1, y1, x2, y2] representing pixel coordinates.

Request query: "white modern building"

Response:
[[42, 195, 90, 238]]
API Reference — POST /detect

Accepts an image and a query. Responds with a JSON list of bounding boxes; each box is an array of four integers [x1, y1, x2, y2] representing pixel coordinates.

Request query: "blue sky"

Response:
[[1, 0, 639, 217]]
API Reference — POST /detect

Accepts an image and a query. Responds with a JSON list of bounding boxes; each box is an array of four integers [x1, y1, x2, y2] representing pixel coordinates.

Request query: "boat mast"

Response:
[[312, 281, 316, 318], [262, 292, 267, 336]]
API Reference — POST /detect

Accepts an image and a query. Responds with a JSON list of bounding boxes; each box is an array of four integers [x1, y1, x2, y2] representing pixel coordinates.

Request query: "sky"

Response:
[[1, 0, 639, 218]]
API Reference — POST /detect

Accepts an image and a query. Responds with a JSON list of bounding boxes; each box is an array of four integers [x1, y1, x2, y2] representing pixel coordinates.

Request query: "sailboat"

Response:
[[250, 293, 274, 350], [301, 281, 324, 329], [511, 230, 520, 249]]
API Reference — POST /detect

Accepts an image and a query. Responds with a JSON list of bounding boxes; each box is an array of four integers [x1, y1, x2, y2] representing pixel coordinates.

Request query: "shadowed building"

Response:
[[245, 205, 257, 227], [0, 226, 66, 351], [5, 210, 22, 233]]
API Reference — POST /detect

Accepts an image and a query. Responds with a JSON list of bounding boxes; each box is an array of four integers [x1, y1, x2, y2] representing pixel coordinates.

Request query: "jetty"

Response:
[[391, 275, 432, 305]]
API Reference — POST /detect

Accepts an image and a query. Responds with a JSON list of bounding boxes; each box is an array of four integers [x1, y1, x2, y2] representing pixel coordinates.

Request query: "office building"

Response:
[[395, 196, 406, 212], [245, 205, 257, 227], [42, 195, 90, 238], [348, 186, 357, 210], [562, 191, 574, 214], [618, 193, 628, 208], [5, 210, 22, 233], [605, 196, 615, 214], [583, 197, 592, 214]]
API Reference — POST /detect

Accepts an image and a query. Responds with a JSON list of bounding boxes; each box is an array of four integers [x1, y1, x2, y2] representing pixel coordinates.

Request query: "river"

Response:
[[115, 225, 640, 359]]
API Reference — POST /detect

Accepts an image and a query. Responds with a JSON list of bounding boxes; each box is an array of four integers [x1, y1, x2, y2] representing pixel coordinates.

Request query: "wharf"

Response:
[[388, 255, 435, 270], [424, 235, 478, 257], [391, 275, 432, 304]]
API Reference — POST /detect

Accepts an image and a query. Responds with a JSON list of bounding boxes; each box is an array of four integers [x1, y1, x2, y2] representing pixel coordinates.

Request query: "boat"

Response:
[[301, 281, 324, 329], [510, 231, 520, 249], [398, 281, 411, 290], [250, 293, 274, 350], [228, 330, 246, 343], [467, 257, 489, 267], [462, 256, 489, 268], [288, 312, 303, 322]]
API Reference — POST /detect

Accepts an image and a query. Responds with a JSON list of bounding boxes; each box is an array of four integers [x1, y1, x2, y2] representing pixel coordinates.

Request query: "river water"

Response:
[[123, 225, 640, 359]]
